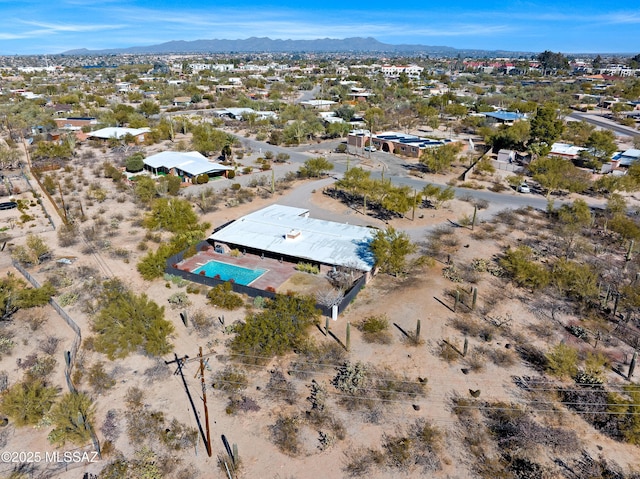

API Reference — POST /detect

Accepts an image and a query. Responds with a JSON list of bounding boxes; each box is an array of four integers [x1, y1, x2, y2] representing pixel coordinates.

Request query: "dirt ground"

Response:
[[1, 140, 639, 478]]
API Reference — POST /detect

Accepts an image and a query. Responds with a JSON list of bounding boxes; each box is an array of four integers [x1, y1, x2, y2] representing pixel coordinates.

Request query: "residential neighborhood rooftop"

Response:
[[88, 127, 150, 139], [143, 151, 233, 177]]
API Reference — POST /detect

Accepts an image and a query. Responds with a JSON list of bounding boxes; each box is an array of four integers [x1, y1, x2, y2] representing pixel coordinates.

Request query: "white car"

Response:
[[518, 183, 531, 193], [364, 146, 377, 152]]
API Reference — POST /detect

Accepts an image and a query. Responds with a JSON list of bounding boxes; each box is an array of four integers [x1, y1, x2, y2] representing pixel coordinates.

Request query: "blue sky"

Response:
[[1, 0, 639, 55]]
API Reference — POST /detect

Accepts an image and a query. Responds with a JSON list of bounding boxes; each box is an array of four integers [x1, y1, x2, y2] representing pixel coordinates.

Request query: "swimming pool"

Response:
[[192, 260, 267, 285]]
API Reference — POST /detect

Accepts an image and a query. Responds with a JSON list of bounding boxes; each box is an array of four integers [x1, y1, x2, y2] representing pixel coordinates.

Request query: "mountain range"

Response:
[[61, 37, 533, 57]]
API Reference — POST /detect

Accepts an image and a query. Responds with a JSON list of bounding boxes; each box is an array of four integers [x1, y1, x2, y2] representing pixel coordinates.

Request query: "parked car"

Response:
[[364, 146, 377, 152], [518, 183, 531, 193]]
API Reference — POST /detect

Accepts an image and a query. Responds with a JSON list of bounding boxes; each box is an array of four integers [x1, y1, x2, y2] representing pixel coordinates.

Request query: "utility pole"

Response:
[[165, 353, 211, 456], [197, 347, 213, 457]]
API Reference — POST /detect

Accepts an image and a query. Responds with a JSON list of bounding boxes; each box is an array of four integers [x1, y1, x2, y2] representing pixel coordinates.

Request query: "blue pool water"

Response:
[[192, 260, 267, 285]]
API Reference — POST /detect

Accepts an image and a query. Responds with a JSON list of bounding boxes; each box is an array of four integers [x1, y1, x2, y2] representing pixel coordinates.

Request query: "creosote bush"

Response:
[[270, 414, 301, 456], [207, 282, 244, 310], [212, 365, 248, 393], [355, 314, 392, 344]]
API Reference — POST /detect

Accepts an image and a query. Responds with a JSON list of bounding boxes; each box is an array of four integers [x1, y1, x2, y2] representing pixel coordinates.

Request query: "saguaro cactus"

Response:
[[629, 351, 638, 380], [346, 321, 351, 351]]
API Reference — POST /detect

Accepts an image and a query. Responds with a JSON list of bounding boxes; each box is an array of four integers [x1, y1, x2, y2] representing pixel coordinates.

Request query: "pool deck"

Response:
[[177, 247, 305, 291]]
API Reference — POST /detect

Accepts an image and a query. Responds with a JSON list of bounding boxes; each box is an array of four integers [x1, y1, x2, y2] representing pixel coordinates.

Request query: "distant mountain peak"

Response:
[[61, 37, 459, 55]]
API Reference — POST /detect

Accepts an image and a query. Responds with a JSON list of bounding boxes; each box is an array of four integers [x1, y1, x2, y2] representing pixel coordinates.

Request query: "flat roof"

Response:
[[484, 111, 525, 121], [550, 143, 586, 157], [374, 131, 450, 148], [209, 204, 375, 271], [144, 151, 233, 177], [89, 127, 150, 139]]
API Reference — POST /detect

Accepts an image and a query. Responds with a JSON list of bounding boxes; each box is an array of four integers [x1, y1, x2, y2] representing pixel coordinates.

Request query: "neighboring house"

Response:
[[380, 64, 424, 79], [216, 84, 242, 93], [483, 111, 526, 125], [53, 117, 97, 130], [172, 96, 192, 107], [347, 130, 452, 158], [143, 151, 233, 182], [208, 204, 375, 273], [299, 100, 337, 111], [613, 149, 640, 167], [88, 127, 150, 143], [549, 143, 586, 161], [214, 108, 277, 121]]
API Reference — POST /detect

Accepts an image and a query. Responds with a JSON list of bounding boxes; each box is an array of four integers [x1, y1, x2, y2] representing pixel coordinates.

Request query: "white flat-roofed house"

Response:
[[88, 127, 150, 143], [143, 151, 233, 182], [299, 100, 337, 111], [209, 204, 376, 272], [549, 143, 586, 160], [381, 64, 424, 79]]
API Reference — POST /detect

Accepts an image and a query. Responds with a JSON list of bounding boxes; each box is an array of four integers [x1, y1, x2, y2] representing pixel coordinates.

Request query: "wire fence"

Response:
[[11, 260, 101, 460], [20, 168, 56, 230]]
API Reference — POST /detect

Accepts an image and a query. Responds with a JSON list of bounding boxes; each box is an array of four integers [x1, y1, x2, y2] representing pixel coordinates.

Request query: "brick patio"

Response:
[[177, 246, 310, 291]]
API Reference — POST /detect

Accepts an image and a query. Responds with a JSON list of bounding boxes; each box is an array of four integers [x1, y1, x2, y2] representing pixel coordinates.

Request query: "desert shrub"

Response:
[[87, 361, 116, 394], [270, 414, 301, 456], [91, 279, 174, 359], [227, 170, 235, 179], [161, 418, 198, 450], [546, 343, 579, 379], [449, 316, 496, 341], [500, 245, 550, 290], [57, 223, 79, 247], [482, 401, 579, 454], [355, 314, 391, 344], [226, 395, 260, 415], [343, 447, 385, 477], [0, 379, 57, 426], [11, 234, 52, 266], [143, 361, 171, 383], [374, 367, 427, 401], [25, 355, 57, 381], [295, 262, 320, 274], [480, 346, 517, 367], [380, 419, 443, 473], [48, 392, 96, 446], [189, 308, 215, 336], [265, 369, 297, 405], [515, 343, 549, 371], [290, 342, 346, 379], [125, 153, 145, 173], [168, 292, 190, 308], [438, 340, 460, 363], [207, 282, 244, 310], [332, 362, 368, 395], [125, 404, 165, 445], [100, 409, 121, 443], [464, 351, 487, 373], [0, 335, 14, 358], [231, 294, 320, 361], [212, 365, 248, 393], [0, 371, 8, 393]]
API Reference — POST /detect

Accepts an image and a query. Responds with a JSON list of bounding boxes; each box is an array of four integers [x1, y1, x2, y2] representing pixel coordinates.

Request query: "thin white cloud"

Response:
[[20, 20, 125, 33], [0, 33, 28, 40]]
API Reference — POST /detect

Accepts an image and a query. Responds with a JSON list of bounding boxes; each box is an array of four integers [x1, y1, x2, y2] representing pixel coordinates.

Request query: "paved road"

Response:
[[195, 132, 599, 220], [568, 112, 640, 138]]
